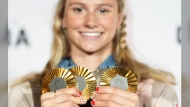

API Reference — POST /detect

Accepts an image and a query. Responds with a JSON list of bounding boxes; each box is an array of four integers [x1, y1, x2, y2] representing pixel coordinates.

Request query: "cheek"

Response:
[[65, 13, 84, 28], [99, 15, 118, 30]]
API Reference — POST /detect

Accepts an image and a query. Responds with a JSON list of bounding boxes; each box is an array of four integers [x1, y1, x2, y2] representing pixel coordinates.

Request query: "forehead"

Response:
[[66, 0, 118, 7]]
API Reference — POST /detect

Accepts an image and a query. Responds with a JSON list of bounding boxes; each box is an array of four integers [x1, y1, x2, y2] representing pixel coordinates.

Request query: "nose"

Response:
[[84, 13, 98, 29]]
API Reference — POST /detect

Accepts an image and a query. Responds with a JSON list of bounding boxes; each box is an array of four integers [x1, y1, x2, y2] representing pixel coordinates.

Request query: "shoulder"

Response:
[[152, 80, 177, 99], [137, 79, 178, 107], [9, 81, 34, 107], [152, 80, 178, 107]]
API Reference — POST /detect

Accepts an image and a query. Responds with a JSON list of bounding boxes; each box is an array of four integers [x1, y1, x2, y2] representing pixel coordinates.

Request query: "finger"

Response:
[[41, 94, 87, 106], [95, 93, 130, 105], [41, 88, 81, 101], [48, 101, 79, 107], [91, 100, 122, 107], [96, 86, 138, 101], [53, 94, 87, 104], [95, 93, 139, 106]]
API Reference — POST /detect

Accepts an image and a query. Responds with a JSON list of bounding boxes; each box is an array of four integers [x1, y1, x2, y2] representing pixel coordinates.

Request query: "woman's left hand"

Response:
[[91, 86, 139, 107]]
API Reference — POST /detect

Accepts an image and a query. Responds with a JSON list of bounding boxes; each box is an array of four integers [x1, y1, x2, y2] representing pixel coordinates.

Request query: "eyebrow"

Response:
[[69, 2, 113, 8]]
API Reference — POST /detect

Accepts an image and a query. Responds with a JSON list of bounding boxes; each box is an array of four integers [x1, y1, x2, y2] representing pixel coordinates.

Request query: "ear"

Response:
[[117, 13, 123, 29], [61, 17, 67, 28]]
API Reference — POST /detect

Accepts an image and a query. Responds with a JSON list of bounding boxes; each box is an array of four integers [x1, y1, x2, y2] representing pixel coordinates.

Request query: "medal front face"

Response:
[[69, 66, 96, 100], [93, 68, 108, 87], [93, 68, 108, 79], [41, 68, 77, 94], [100, 66, 138, 93]]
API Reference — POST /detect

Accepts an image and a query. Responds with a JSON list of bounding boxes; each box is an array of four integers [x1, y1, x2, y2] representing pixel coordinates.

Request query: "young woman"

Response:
[[9, 0, 178, 107]]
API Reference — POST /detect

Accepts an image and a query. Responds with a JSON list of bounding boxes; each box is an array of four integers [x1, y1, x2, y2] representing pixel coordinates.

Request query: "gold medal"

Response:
[[41, 68, 77, 94], [69, 66, 96, 100], [100, 66, 138, 93], [93, 68, 108, 87]]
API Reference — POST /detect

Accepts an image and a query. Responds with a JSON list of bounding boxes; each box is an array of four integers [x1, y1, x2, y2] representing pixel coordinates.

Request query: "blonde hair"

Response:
[[11, 0, 175, 87]]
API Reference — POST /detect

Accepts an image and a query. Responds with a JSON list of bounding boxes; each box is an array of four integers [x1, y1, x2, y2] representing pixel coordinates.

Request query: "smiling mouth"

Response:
[[80, 32, 103, 37]]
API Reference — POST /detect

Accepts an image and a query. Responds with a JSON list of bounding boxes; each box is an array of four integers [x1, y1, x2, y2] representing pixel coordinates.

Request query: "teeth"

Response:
[[81, 32, 101, 37]]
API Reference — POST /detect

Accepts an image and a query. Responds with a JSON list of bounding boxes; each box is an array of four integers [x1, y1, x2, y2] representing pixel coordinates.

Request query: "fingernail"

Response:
[[96, 87, 99, 92], [79, 91, 82, 96], [91, 100, 95, 106]]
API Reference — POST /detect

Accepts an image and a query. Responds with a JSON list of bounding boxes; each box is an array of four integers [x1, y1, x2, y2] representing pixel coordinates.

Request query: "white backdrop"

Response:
[[8, 0, 181, 106]]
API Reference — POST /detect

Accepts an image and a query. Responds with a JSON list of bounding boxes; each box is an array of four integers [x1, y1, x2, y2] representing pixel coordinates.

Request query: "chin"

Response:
[[82, 48, 100, 54], [83, 49, 98, 54]]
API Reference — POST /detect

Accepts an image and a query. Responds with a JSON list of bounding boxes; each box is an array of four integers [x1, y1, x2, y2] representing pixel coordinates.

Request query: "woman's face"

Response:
[[62, 0, 123, 54]]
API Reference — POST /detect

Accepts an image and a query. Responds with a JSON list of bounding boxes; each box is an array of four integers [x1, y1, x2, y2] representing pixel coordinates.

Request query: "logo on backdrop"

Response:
[[8, 28, 29, 46]]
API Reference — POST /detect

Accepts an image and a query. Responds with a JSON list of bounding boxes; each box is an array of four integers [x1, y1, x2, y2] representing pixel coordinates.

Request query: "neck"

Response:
[[70, 47, 112, 71]]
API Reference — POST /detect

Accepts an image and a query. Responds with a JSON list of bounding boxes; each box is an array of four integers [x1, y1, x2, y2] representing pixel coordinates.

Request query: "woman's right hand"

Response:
[[41, 88, 87, 107]]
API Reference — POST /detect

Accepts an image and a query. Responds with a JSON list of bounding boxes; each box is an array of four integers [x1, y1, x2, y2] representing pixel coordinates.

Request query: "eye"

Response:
[[73, 8, 83, 13], [99, 9, 109, 13]]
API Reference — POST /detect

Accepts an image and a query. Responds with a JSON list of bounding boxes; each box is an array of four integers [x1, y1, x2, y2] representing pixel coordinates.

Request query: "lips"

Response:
[[80, 32, 102, 37]]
